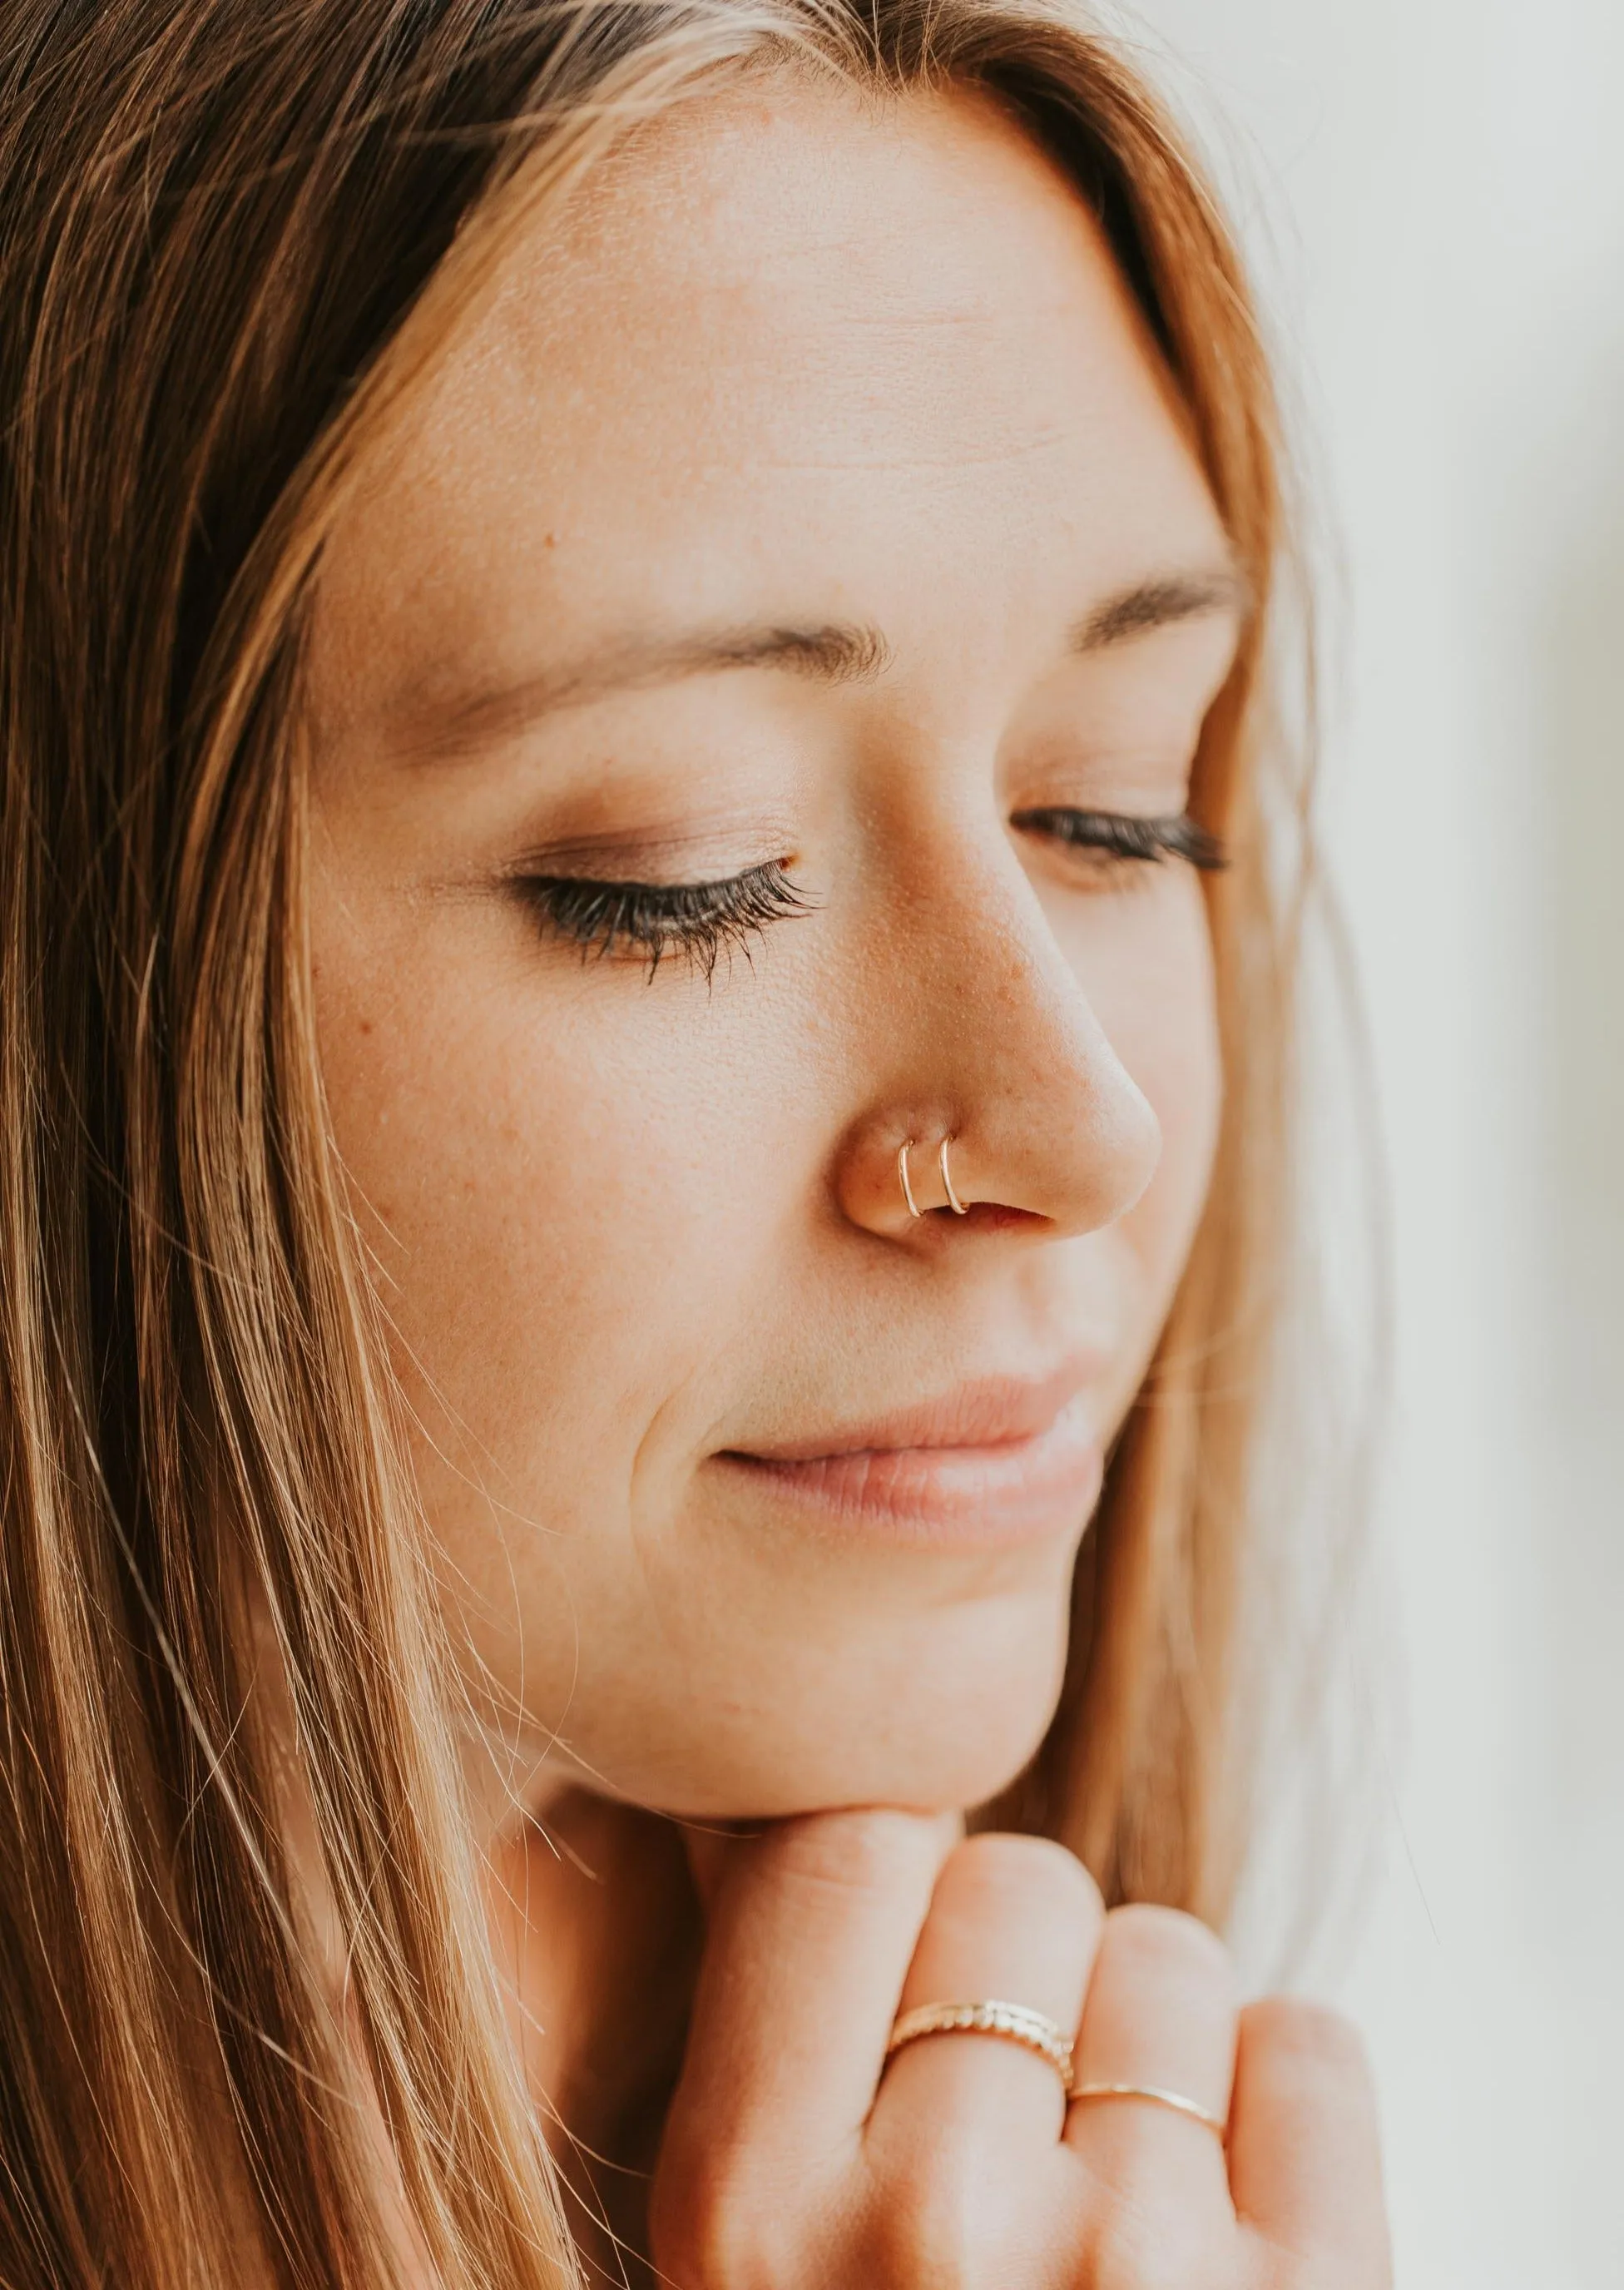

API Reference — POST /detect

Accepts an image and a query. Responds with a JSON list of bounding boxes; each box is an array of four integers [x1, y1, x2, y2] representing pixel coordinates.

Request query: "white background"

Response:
[[1125, 2, 1624, 2283]]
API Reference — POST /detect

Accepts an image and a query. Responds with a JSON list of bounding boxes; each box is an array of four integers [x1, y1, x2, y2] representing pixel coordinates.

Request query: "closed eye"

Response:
[[1011, 808, 1226, 875], [512, 858, 810, 980]]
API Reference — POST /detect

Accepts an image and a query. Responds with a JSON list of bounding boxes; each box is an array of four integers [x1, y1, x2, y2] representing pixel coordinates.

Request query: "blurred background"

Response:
[[1125, 0, 1623, 2281]]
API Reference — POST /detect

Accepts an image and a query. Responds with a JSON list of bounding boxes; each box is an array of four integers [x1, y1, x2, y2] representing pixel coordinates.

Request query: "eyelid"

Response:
[[509, 817, 801, 883], [1011, 807, 1227, 870], [512, 856, 810, 979]]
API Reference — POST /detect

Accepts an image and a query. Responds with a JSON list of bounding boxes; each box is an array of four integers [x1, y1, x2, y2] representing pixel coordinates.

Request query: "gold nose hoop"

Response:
[[898, 1138, 923, 1218], [897, 1137, 968, 1219]]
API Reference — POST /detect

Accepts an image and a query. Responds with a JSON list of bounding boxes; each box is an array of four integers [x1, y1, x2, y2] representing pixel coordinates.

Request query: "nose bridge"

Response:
[[865, 820, 1162, 1238]]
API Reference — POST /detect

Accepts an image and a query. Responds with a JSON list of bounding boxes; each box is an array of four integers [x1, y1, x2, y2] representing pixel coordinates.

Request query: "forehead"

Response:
[[315, 74, 1225, 709]]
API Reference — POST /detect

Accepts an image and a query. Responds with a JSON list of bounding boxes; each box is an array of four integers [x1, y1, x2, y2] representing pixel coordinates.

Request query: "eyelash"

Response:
[[513, 860, 811, 980], [514, 810, 1225, 979], [1009, 808, 1227, 873]]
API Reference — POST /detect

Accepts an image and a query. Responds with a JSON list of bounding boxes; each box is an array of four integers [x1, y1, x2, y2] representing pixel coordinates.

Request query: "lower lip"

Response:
[[719, 1398, 1104, 1549]]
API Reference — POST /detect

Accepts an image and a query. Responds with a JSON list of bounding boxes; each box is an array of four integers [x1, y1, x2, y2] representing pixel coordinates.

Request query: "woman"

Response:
[[0, 1, 1389, 2283]]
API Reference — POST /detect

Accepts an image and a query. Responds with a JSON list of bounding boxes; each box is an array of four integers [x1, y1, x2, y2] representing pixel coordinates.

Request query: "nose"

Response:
[[833, 842, 1164, 1245]]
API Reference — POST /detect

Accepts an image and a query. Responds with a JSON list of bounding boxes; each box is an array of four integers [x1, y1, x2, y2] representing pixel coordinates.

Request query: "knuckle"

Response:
[[1089, 2200, 1216, 2290], [651, 2147, 800, 2288], [764, 1806, 946, 1900], [940, 1831, 1102, 1923], [1096, 2248, 1206, 2290], [1243, 1994, 1372, 2082], [868, 2148, 1020, 2288], [1101, 1901, 1235, 1988]]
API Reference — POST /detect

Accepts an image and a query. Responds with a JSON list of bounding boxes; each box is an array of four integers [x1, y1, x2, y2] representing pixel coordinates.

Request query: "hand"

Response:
[[653, 1809, 1390, 2288]]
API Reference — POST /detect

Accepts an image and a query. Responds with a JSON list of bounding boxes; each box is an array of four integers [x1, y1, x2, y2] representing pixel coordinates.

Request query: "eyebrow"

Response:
[[410, 563, 1245, 757], [1072, 565, 1247, 651]]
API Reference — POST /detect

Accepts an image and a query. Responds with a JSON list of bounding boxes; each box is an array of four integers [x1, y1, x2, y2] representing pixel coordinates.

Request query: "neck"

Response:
[[269, 1633, 700, 2282], [486, 1790, 703, 2262]]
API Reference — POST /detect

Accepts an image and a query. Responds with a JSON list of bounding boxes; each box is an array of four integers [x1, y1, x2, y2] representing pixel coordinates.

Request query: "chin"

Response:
[[639, 1649, 1069, 1824], [805, 1698, 1061, 1817]]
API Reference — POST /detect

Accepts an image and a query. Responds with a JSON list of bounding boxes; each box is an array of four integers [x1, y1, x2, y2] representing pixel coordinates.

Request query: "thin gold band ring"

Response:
[[884, 2005, 1226, 2136], [885, 2000, 1074, 2089], [1068, 2081, 1227, 2137]]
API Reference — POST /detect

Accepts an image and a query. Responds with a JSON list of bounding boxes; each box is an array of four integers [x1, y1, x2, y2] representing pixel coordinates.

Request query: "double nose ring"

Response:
[[898, 1136, 968, 1220]]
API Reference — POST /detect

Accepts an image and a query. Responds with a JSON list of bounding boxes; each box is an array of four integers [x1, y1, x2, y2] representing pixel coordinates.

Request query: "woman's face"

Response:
[[306, 77, 1240, 1825]]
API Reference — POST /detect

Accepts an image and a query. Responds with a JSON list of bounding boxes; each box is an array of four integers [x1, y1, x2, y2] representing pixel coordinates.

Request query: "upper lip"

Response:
[[726, 1359, 1100, 1463]]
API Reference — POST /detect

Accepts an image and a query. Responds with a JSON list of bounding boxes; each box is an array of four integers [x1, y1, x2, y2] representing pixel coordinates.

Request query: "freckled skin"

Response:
[[293, 87, 1394, 2287], [304, 78, 1233, 1832]]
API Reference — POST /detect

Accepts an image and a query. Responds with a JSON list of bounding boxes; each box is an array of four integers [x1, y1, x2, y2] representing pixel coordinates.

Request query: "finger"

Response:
[[1063, 1902, 1236, 2202], [666, 1807, 958, 2165], [1228, 1998, 1389, 2278], [874, 1833, 1104, 2151], [681, 1818, 751, 1912]]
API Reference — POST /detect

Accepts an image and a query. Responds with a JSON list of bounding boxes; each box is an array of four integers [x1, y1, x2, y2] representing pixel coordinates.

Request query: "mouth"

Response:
[[715, 1365, 1107, 1549]]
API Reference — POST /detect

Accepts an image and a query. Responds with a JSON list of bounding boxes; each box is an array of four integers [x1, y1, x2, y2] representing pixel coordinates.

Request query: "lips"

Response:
[[718, 1364, 1106, 1548]]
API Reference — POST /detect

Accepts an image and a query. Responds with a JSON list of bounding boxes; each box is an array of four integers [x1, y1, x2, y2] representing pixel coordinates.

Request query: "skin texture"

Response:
[[305, 74, 1389, 2288], [307, 80, 1231, 1824]]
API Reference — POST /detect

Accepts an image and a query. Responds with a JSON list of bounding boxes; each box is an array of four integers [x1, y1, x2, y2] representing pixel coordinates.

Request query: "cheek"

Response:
[[1134, 882, 1222, 1206], [308, 882, 773, 1505], [1061, 875, 1222, 1292], [310, 867, 1222, 1473]]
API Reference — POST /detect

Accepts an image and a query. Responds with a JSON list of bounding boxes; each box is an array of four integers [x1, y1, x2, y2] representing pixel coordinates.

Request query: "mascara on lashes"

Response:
[[512, 858, 811, 979], [513, 809, 1226, 977]]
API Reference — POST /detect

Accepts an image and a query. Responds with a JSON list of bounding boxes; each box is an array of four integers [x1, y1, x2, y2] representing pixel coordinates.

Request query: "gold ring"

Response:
[[897, 1138, 923, 1219], [938, 1136, 968, 1215], [886, 2000, 1073, 2089], [1067, 2081, 1227, 2137]]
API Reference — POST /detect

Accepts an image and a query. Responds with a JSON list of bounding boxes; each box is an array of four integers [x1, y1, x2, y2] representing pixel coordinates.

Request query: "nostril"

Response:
[[933, 1201, 1047, 1235]]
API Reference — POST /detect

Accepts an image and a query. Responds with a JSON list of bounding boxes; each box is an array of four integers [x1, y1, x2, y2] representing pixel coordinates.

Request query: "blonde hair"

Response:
[[0, 2, 1305, 2283]]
